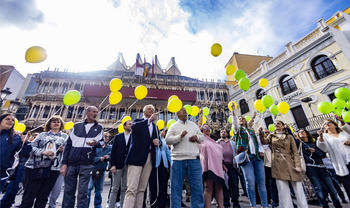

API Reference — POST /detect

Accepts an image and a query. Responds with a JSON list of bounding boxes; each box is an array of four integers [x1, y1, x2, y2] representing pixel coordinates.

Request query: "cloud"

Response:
[[0, 0, 44, 30]]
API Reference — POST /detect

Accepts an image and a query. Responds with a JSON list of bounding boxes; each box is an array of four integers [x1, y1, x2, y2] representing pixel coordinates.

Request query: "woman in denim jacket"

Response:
[[20, 116, 67, 208]]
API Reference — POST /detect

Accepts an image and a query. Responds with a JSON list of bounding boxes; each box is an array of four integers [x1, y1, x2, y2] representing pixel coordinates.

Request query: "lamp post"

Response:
[[9, 98, 21, 113], [0, 87, 12, 110]]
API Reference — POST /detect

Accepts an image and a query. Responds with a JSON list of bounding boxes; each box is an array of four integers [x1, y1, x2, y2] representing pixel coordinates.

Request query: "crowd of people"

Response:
[[0, 102, 349, 208]]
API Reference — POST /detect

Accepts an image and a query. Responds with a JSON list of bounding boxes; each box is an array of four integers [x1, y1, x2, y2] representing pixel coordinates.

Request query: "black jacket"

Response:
[[110, 132, 131, 169], [296, 139, 326, 165]]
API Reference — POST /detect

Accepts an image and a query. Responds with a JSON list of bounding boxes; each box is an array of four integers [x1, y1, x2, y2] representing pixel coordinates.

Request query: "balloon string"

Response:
[[30, 106, 65, 132], [127, 100, 138, 110], [98, 104, 110, 116], [98, 92, 111, 108]]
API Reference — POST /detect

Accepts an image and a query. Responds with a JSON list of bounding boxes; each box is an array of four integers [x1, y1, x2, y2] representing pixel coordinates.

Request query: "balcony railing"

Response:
[[288, 113, 336, 134]]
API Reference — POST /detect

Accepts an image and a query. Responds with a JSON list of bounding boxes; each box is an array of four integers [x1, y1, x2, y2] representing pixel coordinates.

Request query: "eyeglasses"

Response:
[[274, 122, 282, 125], [264, 132, 270, 134], [323, 122, 333, 126], [299, 130, 305, 133], [203, 127, 210, 130]]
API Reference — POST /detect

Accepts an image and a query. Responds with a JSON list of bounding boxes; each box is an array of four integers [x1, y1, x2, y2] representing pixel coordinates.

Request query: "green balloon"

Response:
[[63, 90, 81, 106], [239, 78, 251, 92], [245, 116, 251, 122], [317, 102, 332, 114], [334, 108, 342, 116], [184, 105, 192, 114], [335, 87, 350, 101], [228, 116, 233, 124], [167, 119, 176, 129], [203, 107, 210, 116], [268, 124, 275, 132], [269, 105, 279, 116], [234, 69, 245, 81], [332, 98, 346, 109], [347, 100, 350, 109], [262, 95, 274, 108], [330, 103, 335, 112], [343, 111, 350, 122]]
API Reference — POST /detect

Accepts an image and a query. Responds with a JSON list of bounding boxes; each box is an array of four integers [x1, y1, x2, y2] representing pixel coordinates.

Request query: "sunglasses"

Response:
[[264, 132, 270, 134], [203, 127, 210, 130]]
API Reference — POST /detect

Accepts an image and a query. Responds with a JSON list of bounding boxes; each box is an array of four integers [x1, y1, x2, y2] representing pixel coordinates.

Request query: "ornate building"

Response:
[[23, 53, 229, 133], [228, 7, 350, 135]]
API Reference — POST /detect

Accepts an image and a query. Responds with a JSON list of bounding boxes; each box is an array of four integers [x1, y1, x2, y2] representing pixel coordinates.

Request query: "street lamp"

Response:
[[9, 98, 21, 112], [0, 87, 12, 109]]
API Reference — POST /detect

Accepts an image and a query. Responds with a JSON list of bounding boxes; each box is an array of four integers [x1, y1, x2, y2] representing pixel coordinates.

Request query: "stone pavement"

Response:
[[1, 175, 349, 207]]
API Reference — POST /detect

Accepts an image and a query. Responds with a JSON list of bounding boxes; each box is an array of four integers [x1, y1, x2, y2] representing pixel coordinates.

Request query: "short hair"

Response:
[[86, 106, 98, 112], [44, 115, 65, 132], [143, 104, 155, 112], [123, 120, 132, 127], [220, 128, 229, 137]]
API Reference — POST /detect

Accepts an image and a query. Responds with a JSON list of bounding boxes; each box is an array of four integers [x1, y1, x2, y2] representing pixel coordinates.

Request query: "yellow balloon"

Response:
[[167, 98, 183, 113], [229, 130, 234, 137], [14, 123, 26, 133], [259, 78, 268, 88], [135, 85, 148, 100], [290, 126, 294, 133], [156, 120, 165, 130], [122, 116, 132, 124], [118, 124, 125, 133], [109, 91, 122, 105], [211, 43, 222, 57], [277, 102, 290, 114], [254, 100, 264, 112], [226, 65, 236, 75], [14, 118, 18, 128], [228, 101, 237, 111], [168, 95, 179, 103], [110, 78, 123, 92], [190, 105, 200, 117], [202, 116, 207, 124], [25, 46, 47, 63], [64, 122, 74, 130]]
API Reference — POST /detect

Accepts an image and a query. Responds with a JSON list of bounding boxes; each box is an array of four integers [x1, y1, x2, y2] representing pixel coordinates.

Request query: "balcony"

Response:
[[288, 113, 336, 136]]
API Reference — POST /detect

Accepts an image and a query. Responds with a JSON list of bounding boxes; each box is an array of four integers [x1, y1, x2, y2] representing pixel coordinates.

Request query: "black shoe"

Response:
[[342, 199, 348, 203], [241, 193, 248, 197], [181, 201, 187, 207]]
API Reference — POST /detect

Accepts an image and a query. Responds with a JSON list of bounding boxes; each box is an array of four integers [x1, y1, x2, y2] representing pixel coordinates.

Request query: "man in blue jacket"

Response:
[[108, 120, 132, 208], [60, 106, 104, 208], [123, 104, 160, 208]]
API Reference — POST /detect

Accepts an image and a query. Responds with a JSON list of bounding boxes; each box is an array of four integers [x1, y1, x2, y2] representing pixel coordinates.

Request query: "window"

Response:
[[311, 55, 337, 80], [279, 75, 297, 95], [54, 106, 62, 116], [211, 112, 217, 122], [167, 112, 173, 121], [159, 112, 164, 121], [256, 89, 266, 99], [216, 92, 221, 101], [328, 93, 336, 101], [51, 83, 58, 94], [223, 93, 228, 102], [239, 99, 249, 115], [31, 106, 39, 118], [139, 110, 143, 118], [67, 106, 75, 119], [77, 107, 85, 119], [109, 108, 115, 120], [42, 106, 50, 118], [209, 92, 213, 101], [61, 83, 69, 94], [40, 82, 49, 93], [131, 109, 137, 120], [74, 83, 81, 91], [118, 108, 125, 119], [200, 91, 205, 100], [99, 108, 106, 120]]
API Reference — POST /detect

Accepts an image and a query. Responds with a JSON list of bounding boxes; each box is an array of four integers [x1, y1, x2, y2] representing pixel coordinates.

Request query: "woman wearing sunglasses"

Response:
[[297, 129, 342, 208], [317, 116, 350, 200], [259, 120, 308, 208]]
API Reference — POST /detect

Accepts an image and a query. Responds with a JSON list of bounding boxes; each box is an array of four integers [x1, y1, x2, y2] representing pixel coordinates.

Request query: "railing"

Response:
[[267, 51, 288, 69], [288, 113, 336, 134], [294, 28, 321, 52]]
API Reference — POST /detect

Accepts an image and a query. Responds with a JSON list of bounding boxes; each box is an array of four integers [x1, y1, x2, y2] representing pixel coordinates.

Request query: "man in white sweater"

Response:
[[166, 107, 204, 208]]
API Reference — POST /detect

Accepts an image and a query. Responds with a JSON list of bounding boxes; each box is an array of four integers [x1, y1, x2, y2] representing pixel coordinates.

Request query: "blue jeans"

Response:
[[265, 166, 279, 207], [87, 172, 105, 208], [0, 164, 25, 208], [240, 155, 268, 207], [306, 166, 342, 208], [170, 159, 204, 208]]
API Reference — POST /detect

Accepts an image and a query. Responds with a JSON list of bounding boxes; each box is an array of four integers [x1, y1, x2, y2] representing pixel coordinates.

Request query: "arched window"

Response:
[[311, 55, 337, 80], [239, 99, 249, 115], [279, 75, 297, 95], [256, 89, 266, 99]]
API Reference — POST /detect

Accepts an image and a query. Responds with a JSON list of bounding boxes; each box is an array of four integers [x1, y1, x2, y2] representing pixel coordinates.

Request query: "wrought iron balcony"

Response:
[[288, 113, 336, 135]]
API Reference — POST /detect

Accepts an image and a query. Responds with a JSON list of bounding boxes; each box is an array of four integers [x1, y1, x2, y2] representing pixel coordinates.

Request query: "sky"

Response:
[[0, 0, 349, 80]]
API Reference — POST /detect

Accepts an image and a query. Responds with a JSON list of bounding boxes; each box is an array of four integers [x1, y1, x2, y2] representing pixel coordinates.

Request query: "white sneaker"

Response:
[[116, 202, 121, 208], [211, 198, 217, 205]]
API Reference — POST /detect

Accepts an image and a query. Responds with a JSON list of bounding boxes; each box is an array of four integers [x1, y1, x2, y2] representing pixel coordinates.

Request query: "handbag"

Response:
[[91, 168, 105, 180], [235, 133, 250, 166], [33, 156, 52, 168], [299, 144, 306, 173]]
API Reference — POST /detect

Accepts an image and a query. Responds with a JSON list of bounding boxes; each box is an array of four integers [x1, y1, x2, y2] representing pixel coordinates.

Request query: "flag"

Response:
[[144, 56, 148, 77], [152, 58, 155, 78], [135, 54, 143, 76]]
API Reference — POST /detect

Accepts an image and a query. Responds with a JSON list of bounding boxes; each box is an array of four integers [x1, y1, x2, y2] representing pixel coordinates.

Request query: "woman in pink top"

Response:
[[199, 124, 227, 208]]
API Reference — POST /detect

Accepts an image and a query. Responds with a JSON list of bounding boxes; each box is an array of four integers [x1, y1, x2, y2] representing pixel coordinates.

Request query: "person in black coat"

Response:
[[108, 120, 132, 208]]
